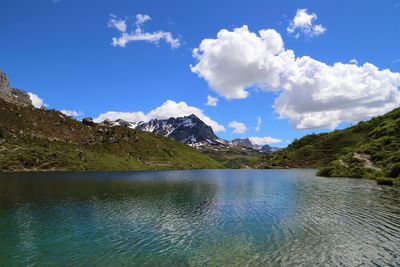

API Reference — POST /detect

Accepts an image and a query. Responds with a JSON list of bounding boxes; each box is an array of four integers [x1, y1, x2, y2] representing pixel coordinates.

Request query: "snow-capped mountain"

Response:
[[134, 114, 220, 144], [110, 114, 220, 145], [101, 114, 280, 153]]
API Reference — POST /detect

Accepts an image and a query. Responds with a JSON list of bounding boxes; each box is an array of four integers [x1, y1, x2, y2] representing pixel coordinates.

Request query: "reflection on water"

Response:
[[0, 169, 399, 266]]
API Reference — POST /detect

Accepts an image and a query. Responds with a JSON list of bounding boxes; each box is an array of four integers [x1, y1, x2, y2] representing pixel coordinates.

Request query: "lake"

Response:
[[0, 169, 399, 266]]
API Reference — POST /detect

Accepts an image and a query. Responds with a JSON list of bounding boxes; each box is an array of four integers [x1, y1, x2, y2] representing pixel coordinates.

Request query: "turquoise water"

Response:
[[0, 169, 399, 266]]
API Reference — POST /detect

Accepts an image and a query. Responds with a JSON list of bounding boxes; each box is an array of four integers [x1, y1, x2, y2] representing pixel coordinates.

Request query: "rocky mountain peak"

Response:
[[231, 138, 258, 149], [0, 71, 33, 107], [134, 114, 218, 144]]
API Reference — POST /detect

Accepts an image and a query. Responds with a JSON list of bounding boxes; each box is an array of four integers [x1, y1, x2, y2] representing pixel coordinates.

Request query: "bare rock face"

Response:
[[0, 70, 10, 91], [82, 117, 95, 126], [99, 119, 115, 127], [0, 70, 33, 107]]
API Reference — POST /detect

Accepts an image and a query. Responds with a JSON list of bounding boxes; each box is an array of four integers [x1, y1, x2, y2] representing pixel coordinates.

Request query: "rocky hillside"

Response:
[[0, 70, 32, 107], [231, 138, 281, 153], [0, 96, 223, 171], [251, 107, 400, 185]]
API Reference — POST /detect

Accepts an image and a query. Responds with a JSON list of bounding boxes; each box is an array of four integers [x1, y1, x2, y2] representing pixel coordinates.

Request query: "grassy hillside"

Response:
[[0, 98, 223, 171], [251, 107, 400, 185], [200, 147, 262, 169]]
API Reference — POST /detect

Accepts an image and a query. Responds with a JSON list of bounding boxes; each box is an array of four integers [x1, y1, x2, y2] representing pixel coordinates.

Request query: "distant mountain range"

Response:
[[231, 138, 281, 153], [98, 115, 281, 154]]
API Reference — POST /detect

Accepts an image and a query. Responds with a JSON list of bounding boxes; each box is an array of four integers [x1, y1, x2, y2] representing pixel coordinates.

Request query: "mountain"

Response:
[[231, 138, 259, 149], [231, 138, 281, 153], [107, 117, 281, 168], [0, 72, 223, 171], [0, 70, 32, 107], [120, 118, 281, 155], [132, 114, 220, 144], [261, 144, 281, 153], [251, 107, 400, 185]]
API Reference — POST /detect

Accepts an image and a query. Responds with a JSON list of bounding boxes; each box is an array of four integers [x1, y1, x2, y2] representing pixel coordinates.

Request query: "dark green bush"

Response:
[[388, 163, 400, 178], [317, 167, 333, 177], [376, 177, 394, 186]]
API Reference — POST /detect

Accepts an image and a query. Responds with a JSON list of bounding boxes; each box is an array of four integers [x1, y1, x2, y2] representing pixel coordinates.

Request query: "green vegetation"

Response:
[[252, 107, 400, 185], [0, 98, 223, 171], [201, 148, 261, 168]]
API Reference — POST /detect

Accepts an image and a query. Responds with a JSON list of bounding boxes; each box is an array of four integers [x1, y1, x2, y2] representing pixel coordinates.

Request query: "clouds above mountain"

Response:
[[108, 14, 180, 48], [287, 9, 326, 38], [205, 95, 218, 106], [255, 117, 262, 131], [61, 110, 83, 117], [228, 120, 247, 134], [28, 92, 44, 108], [249, 136, 282, 145], [94, 100, 225, 132], [191, 25, 400, 129]]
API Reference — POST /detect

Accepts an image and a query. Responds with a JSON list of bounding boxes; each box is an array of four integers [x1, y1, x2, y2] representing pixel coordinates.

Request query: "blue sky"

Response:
[[1, 0, 400, 147]]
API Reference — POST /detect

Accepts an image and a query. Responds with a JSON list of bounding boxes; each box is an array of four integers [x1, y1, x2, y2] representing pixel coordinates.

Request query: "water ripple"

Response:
[[0, 169, 399, 266]]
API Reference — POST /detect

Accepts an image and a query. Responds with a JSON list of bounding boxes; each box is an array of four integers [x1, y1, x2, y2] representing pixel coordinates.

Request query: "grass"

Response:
[[251, 106, 400, 185], [0, 98, 223, 171]]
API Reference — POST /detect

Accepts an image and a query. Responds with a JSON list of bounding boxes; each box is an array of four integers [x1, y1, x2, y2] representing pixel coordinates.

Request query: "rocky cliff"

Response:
[[0, 70, 33, 107]]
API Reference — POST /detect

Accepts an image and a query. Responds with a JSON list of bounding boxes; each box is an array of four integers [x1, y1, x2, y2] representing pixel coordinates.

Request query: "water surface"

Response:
[[0, 169, 399, 266]]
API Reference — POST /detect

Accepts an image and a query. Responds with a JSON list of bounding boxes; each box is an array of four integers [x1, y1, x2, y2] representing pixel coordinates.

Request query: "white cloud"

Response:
[[249, 136, 282, 145], [191, 25, 400, 130], [287, 9, 326, 38], [28, 92, 44, 108], [349, 59, 358, 64], [205, 95, 218, 106], [135, 14, 151, 25], [109, 14, 180, 48], [94, 100, 225, 132], [228, 120, 247, 134], [191, 26, 288, 99], [108, 14, 127, 32], [255, 116, 262, 131], [60, 110, 83, 117]]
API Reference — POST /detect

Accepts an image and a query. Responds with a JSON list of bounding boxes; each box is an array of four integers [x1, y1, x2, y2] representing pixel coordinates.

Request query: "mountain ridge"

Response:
[[250, 107, 400, 185], [97, 115, 281, 168], [0, 91, 223, 171]]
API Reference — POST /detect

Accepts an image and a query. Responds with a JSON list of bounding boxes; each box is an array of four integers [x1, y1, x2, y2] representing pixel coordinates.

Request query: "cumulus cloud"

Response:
[[228, 120, 247, 134], [287, 9, 326, 38], [255, 116, 262, 131], [94, 100, 225, 132], [61, 110, 83, 117], [191, 25, 400, 130], [109, 14, 180, 48], [205, 95, 218, 106], [28, 92, 44, 108], [249, 136, 282, 145]]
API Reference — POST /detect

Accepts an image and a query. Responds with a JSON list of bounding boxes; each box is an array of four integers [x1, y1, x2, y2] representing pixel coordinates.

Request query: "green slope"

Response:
[[0, 98, 223, 171], [251, 107, 400, 185]]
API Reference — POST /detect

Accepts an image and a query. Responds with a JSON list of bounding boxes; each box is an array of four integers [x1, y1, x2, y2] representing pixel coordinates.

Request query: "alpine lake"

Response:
[[0, 169, 399, 266]]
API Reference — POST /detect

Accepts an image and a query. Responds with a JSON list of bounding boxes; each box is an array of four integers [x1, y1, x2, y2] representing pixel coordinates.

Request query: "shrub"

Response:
[[388, 163, 400, 178], [317, 166, 333, 177], [376, 177, 394, 186]]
